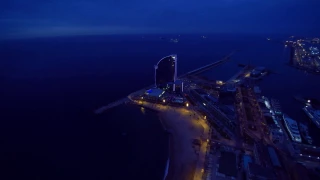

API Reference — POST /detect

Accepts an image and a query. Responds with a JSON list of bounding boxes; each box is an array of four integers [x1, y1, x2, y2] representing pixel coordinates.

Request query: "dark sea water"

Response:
[[1, 34, 320, 179]]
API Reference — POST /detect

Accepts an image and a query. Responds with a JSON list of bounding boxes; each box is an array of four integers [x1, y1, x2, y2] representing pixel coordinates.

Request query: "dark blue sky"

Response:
[[1, 0, 320, 39]]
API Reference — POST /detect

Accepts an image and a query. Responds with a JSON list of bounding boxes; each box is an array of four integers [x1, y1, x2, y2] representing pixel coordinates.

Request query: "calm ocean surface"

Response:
[[1, 34, 319, 179]]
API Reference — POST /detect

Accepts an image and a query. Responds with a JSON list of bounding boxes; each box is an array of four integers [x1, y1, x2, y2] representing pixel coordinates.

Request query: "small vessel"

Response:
[[302, 105, 320, 128], [282, 114, 302, 143], [299, 123, 313, 144], [270, 98, 282, 115], [170, 38, 179, 43], [250, 67, 268, 79], [261, 96, 271, 109]]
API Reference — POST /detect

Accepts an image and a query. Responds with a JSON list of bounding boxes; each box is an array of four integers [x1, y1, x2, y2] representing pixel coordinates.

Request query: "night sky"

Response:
[[1, 0, 320, 39]]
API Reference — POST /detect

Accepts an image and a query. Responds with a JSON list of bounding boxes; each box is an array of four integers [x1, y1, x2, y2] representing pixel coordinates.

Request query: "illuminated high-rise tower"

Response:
[[154, 55, 177, 90]]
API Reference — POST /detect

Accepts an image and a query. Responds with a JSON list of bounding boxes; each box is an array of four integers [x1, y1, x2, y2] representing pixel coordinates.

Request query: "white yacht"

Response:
[[303, 105, 320, 128], [282, 114, 302, 143], [299, 123, 313, 144]]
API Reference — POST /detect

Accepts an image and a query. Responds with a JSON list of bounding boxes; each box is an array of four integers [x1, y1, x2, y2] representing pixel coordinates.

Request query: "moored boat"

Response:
[[282, 114, 302, 143], [299, 123, 313, 144], [302, 105, 320, 129]]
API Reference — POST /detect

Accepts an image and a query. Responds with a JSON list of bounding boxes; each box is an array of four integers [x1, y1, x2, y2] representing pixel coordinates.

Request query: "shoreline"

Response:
[[138, 101, 208, 180], [159, 115, 174, 180], [142, 105, 173, 180]]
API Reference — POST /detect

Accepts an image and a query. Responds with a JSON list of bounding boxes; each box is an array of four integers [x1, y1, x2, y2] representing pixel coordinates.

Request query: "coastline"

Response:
[[139, 102, 208, 180], [158, 114, 174, 180], [141, 105, 173, 180]]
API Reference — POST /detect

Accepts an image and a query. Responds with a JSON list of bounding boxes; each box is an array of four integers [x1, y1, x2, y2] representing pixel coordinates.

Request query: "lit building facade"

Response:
[[309, 46, 319, 56], [311, 38, 320, 44], [174, 80, 184, 93], [154, 55, 177, 90], [143, 88, 165, 102]]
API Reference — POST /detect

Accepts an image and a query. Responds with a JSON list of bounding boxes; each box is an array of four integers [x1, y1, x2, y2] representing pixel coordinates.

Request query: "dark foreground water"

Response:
[[1, 34, 319, 179], [1, 77, 168, 180]]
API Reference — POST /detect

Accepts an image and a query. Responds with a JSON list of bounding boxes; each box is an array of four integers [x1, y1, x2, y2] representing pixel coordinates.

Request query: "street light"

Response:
[[186, 103, 189, 107], [163, 99, 166, 103]]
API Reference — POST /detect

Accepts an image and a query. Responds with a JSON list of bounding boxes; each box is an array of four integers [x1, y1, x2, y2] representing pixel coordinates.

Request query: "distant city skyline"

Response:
[[1, 0, 320, 39]]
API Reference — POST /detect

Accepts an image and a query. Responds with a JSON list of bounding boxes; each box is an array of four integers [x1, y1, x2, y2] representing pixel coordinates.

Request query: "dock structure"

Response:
[[180, 50, 237, 78], [226, 65, 250, 83], [94, 88, 150, 114], [94, 97, 129, 114]]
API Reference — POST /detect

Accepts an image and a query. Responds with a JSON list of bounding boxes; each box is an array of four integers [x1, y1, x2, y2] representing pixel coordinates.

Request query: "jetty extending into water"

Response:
[[94, 97, 129, 114]]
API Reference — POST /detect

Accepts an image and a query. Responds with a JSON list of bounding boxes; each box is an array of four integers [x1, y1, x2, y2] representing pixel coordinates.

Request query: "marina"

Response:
[[299, 123, 313, 144]]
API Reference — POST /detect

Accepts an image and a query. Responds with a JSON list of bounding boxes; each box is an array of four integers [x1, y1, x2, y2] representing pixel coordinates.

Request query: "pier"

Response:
[[94, 97, 129, 114], [180, 50, 237, 78]]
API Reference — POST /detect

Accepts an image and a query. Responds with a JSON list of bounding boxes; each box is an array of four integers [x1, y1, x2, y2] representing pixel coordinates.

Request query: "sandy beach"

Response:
[[139, 102, 209, 180]]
